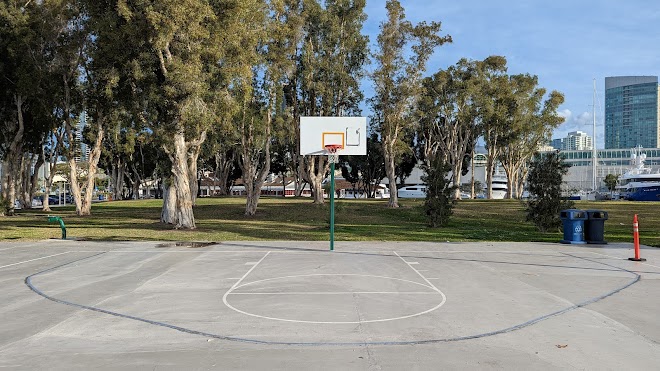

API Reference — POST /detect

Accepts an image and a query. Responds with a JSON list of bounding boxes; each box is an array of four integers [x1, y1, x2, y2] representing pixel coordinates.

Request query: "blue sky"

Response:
[[361, 0, 660, 148]]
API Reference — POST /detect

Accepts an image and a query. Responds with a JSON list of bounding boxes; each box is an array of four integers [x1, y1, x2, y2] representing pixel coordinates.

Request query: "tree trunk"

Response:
[[242, 163, 261, 215], [485, 157, 494, 199], [502, 163, 518, 199], [67, 158, 83, 213], [160, 181, 177, 225], [111, 159, 126, 201], [5, 94, 26, 215], [383, 141, 399, 208], [451, 161, 462, 200], [484, 126, 504, 200], [294, 167, 305, 197], [214, 152, 233, 196], [188, 152, 200, 205], [79, 120, 104, 215], [19, 154, 29, 208], [186, 131, 206, 206], [311, 175, 324, 204], [518, 164, 530, 199], [31, 154, 43, 206], [117, 162, 125, 200], [111, 162, 117, 200], [470, 150, 475, 198], [170, 132, 195, 229], [303, 156, 327, 204], [244, 181, 260, 215], [1, 159, 8, 200], [241, 122, 272, 215], [42, 145, 58, 212]]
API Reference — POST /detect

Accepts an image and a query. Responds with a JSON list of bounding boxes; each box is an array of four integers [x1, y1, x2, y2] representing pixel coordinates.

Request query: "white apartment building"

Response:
[[552, 131, 593, 151]]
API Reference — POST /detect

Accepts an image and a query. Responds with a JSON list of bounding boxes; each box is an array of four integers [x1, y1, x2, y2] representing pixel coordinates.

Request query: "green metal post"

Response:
[[47, 216, 67, 239], [330, 161, 335, 251]]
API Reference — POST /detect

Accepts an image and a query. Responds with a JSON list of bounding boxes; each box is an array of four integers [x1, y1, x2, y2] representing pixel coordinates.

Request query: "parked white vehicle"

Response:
[[342, 184, 390, 199], [398, 185, 426, 198]]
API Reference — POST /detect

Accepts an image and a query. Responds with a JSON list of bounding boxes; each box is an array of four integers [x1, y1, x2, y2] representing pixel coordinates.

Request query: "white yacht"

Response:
[[398, 185, 427, 198], [490, 175, 508, 199], [618, 147, 660, 201]]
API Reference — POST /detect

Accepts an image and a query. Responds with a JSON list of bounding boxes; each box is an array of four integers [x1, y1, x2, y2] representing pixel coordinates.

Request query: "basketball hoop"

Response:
[[325, 144, 343, 164]]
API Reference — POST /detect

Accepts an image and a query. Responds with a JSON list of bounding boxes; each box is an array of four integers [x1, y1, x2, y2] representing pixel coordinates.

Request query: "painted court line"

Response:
[[394, 251, 442, 293], [582, 251, 660, 270], [226, 251, 271, 292], [228, 291, 437, 295], [400, 250, 564, 255], [60, 250, 271, 254], [0, 245, 24, 252], [0, 252, 70, 269]]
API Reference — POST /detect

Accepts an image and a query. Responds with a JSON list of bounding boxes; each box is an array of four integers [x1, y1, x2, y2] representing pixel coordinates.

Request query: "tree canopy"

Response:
[[1, 0, 568, 226]]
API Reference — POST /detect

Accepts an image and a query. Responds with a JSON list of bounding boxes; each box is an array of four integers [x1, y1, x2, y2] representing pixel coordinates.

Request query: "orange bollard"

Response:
[[629, 214, 646, 262]]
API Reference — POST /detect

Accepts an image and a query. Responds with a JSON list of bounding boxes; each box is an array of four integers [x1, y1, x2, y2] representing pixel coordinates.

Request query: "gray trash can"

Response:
[[585, 210, 608, 244], [560, 209, 587, 244]]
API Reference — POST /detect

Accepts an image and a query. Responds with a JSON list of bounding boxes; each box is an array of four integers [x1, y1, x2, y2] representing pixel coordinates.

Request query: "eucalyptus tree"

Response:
[[236, 84, 273, 215], [85, 0, 258, 228], [497, 74, 565, 198], [236, 0, 300, 216], [474, 56, 509, 199], [52, 0, 105, 216], [370, 0, 451, 208], [0, 1, 48, 213], [270, 0, 305, 197], [2, 0, 109, 216], [417, 58, 481, 200], [296, 0, 369, 204], [0, 2, 30, 212]]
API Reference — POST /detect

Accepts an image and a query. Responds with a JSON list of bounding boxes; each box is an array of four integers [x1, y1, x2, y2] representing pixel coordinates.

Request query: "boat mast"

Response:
[[592, 79, 597, 192]]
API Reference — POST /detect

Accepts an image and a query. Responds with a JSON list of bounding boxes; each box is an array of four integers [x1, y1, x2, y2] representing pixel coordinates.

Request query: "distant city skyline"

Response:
[[361, 1, 660, 149]]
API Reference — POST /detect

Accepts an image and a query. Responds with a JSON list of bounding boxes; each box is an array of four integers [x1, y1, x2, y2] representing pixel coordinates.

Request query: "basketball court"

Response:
[[1, 240, 660, 369]]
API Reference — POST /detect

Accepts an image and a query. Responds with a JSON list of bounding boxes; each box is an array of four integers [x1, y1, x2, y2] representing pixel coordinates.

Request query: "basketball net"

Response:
[[325, 144, 342, 164]]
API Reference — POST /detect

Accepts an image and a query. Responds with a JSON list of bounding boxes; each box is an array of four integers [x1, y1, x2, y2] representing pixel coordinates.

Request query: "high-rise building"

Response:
[[564, 131, 593, 150], [551, 138, 564, 150], [550, 131, 593, 151], [604, 76, 660, 149], [75, 111, 91, 163]]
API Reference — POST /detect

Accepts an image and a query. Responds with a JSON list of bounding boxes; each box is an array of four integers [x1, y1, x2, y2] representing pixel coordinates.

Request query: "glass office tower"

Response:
[[604, 76, 659, 149]]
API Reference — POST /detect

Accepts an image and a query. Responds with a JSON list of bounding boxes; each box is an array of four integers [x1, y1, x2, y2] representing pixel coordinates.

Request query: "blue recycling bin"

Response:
[[560, 209, 587, 244]]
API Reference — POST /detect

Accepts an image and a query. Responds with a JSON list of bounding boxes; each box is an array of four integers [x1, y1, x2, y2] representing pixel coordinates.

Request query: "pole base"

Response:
[[628, 258, 647, 262]]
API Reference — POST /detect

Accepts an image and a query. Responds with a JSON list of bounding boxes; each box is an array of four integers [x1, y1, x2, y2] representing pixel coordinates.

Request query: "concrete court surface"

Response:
[[0, 240, 659, 370]]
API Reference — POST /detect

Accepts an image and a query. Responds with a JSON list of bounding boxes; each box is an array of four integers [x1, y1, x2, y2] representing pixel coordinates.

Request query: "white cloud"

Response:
[[553, 109, 604, 148]]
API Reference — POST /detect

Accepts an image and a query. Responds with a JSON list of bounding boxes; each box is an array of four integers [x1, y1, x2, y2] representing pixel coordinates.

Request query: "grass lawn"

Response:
[[1, 197, 658, 247]]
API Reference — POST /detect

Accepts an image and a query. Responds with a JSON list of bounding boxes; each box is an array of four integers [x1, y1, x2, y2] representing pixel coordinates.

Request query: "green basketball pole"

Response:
[[330, 160, 335, 251]]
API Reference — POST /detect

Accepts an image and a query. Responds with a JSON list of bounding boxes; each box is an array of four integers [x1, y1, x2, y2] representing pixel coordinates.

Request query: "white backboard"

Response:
[[300, 116, 367, 156]]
